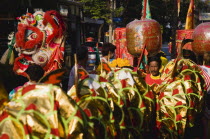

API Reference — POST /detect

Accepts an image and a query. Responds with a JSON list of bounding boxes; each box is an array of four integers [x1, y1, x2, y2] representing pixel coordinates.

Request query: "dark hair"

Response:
[[76, 46, 88, 61], [183, 49, 197, 63], [101, 43, 116, 56], [156, 51, 166, 58], [25, 64, 44, 82], [148, 56, 162, 67]]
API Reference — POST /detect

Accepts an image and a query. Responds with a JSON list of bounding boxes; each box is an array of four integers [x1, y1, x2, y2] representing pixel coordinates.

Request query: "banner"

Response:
[[141, 0, 151, 19], [185, 0, 194, 29]]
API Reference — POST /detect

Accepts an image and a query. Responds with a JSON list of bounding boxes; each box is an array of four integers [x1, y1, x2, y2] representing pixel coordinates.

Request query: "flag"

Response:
[[141, 0, 151, 19], [185, 0, 194, 29], [177, 0, 181, 16]]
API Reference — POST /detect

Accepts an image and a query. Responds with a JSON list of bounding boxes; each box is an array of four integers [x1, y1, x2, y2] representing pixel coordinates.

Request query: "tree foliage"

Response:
[[77, 0, 124, 23], [77, 0, 209, 30]]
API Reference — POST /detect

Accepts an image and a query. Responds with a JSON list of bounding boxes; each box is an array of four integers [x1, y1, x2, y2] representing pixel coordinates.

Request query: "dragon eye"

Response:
[[31, 34, 37, 39], [27, 32, 37, 41]]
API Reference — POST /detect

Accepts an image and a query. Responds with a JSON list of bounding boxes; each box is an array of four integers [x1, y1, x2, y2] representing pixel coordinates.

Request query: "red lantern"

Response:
[[126, 19, 162, 56], [192, 22, 210, 55]]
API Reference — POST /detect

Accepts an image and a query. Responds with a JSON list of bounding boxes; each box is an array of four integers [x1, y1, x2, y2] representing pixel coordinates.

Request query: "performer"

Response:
[[0, 77, 91, 138], [101, 43, 116, 63], [145, 56, 162, 86], [199, 51, 210, 139], [156, 51, 168, 73], [9, 64, 44, 99], [68, 46, 88, 90]]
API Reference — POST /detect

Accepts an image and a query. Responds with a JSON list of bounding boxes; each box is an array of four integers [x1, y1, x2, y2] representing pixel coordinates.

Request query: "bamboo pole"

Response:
[[74, 54, 78, 95], [137, 45, 146, 69], [171, 0, 178, 59], [142, 0, 147, 20]]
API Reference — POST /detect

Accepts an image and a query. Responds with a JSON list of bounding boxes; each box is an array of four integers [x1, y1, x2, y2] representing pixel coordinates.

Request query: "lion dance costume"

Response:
[[13, 10, 66, 77]]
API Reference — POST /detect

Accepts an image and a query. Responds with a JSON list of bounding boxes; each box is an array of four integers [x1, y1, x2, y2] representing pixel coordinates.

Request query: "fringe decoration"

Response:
[[43, 10, 65, 43], [0, 47, 14, 65]]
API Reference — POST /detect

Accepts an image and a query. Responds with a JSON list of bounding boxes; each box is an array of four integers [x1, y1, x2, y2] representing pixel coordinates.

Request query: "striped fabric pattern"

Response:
[[200, 65, 210, 93]]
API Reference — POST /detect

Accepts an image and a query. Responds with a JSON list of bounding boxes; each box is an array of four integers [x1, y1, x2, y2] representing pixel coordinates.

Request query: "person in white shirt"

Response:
[[101, 43, 116, 63], [68, 46, 88, 90]]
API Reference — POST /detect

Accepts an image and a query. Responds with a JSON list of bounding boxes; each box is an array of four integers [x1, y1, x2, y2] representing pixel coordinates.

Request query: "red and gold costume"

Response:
[[0, 84, 94, 138], [145, 73, 162, 86]]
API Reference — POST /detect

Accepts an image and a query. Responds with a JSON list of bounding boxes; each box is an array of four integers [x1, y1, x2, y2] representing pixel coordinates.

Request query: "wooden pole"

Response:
[[137, 45, 146, 69], [171, 0, 178, 59], [74, 54, 78, 95], [142, 0, 147, 19]]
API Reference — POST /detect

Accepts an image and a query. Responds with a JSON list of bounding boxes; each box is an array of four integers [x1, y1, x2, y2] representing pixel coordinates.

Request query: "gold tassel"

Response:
[[0, 48, 9, 64], [9, 50, 14, 65], [74, 54, 78, 96]]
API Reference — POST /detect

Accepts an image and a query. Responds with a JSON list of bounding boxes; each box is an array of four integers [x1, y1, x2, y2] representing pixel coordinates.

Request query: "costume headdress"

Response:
[[2, 10, 66, 77]]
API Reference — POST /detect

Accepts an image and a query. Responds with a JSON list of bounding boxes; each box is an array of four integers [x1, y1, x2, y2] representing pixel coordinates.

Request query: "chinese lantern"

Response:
[[192, 22, 210, 55], [126, 19, 162, 56]]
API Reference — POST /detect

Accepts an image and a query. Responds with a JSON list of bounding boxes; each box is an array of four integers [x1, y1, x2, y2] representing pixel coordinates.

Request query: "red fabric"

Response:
[[0, 111, 9, 122], [15, 24, 43, 49], [204, 65, 210, 68], [114, 28, 133, 66], [145, 74, 162, 86], [0, 134, 9, 139], [51, 128, 60, 136], [22, 85, 36, 95], [200, 65, 210, 91], [43, 10, 65, 43], [25, 103, 37, 111], [54, 100, 60, 110], [176, 30, 194, 50], [13, 55, 30, 77], [24, 124, 32, 134], [145, 91, 154, 99], [44, 43, 64, 74]]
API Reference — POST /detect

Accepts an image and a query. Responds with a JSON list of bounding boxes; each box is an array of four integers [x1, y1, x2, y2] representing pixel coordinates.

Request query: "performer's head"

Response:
[[25, 64, 44, 82], [102, 43, 116, 59], [148, 56, 162, 76], [76, 46, 88, 66], [203, 51, 210, 66], [183, 49, 197, 63]]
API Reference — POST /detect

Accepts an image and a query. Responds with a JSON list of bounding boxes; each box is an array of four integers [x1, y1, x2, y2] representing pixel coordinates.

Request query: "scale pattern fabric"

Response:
[[156, 59, 205, 138], [0, 84, 94, 139], [68, 67, 156, 138]]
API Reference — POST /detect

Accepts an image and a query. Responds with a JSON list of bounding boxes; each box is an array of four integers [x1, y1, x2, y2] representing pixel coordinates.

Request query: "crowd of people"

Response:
[[0, 41, 210, 138]]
